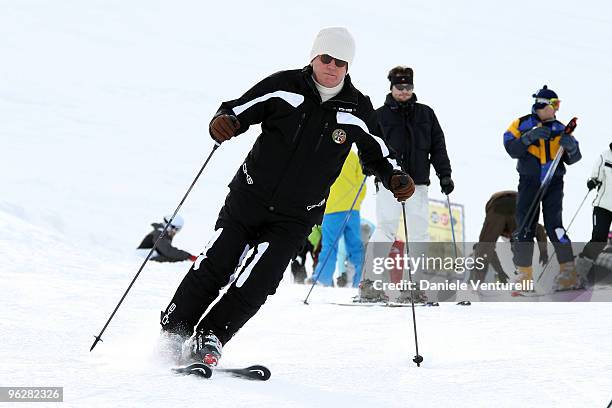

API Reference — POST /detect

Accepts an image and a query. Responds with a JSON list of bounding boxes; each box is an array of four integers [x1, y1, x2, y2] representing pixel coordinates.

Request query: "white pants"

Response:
[[362, 184, 429, 281]]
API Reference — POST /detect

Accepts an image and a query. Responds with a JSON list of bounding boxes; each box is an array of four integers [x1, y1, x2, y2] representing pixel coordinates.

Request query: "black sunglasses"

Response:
[[320, 54, 347, 68], [393, 84, 414, 91]]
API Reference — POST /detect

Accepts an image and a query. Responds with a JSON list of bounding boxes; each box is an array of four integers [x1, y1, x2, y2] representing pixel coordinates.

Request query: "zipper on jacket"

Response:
[[292, 112, 307, 144], [315, 122, 329, 152], [270, 112, 310, 200]]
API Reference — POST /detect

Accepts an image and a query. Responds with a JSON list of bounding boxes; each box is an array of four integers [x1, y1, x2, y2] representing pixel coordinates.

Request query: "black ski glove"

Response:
[[587, 178, 601, 191], [521, 126, 551, 145], [440, 176, 454, 195], [559, 133, 578, 154]]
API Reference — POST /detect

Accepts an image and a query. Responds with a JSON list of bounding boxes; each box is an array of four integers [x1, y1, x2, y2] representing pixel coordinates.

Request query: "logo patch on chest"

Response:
[[332, 129, 347, 144]]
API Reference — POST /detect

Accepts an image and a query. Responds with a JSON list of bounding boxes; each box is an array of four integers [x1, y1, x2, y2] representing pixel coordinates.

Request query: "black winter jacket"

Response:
[[375, 94, 451, 185], [212, 66, 394, 221], [137, 223, 192, 262]]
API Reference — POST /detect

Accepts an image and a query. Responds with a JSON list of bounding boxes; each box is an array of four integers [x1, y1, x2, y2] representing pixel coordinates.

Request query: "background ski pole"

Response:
[[447, 194, 471, 305], [446, 195, 459, 259], [90, 142, 220, 352], [303, 175, 367, 305], [535, 188, 592, 284], [399, 176, 424, 367], [514, 147, 564, 240]]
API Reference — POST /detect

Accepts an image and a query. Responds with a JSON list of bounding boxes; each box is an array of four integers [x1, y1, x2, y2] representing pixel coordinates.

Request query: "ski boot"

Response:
[[291, 258, 307, 284], [354, 279, 388, 303], [395, 289, 427, 304], [553, 261, 583, 291], [185, 330, 223, 367], [575, 256, 594, 287], [511, 266, 534, 296], [516, 265, 534, 290], [336, 272, 348, 288]]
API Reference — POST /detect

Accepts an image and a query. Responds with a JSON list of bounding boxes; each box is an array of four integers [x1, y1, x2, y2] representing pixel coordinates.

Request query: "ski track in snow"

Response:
[[2, 1, 612, 406]]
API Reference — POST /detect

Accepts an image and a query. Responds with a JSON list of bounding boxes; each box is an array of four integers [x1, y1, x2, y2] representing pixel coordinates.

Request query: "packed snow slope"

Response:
[[1, 1, 612, 407]]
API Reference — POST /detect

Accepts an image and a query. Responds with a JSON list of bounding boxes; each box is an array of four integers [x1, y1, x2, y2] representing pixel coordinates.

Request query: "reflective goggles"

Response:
[[319, 54, 348, 68], [535, 97, 561, 109]]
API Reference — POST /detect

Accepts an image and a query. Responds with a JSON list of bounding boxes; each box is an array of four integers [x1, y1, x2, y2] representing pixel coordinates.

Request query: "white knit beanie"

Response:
[[309, 27, 355, 67]]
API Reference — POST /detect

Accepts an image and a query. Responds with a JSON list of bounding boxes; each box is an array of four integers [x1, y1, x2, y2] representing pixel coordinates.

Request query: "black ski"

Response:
[[173, 363, 212, 378], [217, 365, 271, 381], [172, 363, 271, 381]]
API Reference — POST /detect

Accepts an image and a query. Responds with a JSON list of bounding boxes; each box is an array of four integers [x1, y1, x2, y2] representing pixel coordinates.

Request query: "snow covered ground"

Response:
[[1, 0, 612, 406]]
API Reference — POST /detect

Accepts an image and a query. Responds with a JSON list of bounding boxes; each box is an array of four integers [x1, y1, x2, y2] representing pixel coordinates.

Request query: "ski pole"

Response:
[[535, 188, 592, 284], [446, 194, 459, 259], [303, 175, 367, 304], [90, 142, 220, 352], [514, 147, 565, 240], [447, 194, 471, 305], [399, 177, 423, 367]]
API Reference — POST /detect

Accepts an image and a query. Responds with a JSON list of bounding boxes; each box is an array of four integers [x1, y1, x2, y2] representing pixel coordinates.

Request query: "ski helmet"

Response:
[[532, 85, 559, 110], [163, 214, 184, 230]]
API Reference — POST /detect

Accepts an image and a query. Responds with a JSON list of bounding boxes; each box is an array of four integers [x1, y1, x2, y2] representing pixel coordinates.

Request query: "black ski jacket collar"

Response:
[[384, 93, 418, 110]]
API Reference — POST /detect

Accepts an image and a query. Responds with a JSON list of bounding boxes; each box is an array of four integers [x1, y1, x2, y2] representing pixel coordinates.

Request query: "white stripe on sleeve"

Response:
[[233, 91, 305, 115], [336, 112, 390, 157]]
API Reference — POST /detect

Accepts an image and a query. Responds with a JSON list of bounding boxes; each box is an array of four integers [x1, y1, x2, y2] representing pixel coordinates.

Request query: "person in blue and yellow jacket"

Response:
[[503, 85, 582, 291], [312, 149, 366, 287]]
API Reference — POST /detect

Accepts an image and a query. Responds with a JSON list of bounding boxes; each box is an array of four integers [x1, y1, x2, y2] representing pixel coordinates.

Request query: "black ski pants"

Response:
[[581, 206, 612, 260], [512, 175, 574, 267], [160, 190, 313, 344]]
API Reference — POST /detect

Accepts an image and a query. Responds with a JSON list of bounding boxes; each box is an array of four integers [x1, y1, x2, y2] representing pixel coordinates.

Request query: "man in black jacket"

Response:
[[160, 27, 414, 367], [137, 215, 196, 263], [360, 66, 453, 298]]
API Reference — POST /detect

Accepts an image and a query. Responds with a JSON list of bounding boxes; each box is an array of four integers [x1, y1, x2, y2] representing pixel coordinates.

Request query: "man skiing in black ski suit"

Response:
[[160, 27, 415, 367]]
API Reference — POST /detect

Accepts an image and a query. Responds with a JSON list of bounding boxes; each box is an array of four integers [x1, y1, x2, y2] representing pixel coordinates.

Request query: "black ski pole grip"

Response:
[[399, 174, 409, 187]]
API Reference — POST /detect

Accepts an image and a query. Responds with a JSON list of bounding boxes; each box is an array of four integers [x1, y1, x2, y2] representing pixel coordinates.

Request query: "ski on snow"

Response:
[[172, 363, 271, 381], [330, 300, 472, 307], [330, 301, 442, 307]]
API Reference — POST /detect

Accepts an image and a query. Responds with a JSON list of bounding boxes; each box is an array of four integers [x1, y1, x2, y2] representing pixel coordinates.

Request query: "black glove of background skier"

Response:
[[210, 114, 240, 143], [521, 126, 551, 145], [586, 178, 601, 191], [559, 132, 578, 154], [440, 175, 454, 195]]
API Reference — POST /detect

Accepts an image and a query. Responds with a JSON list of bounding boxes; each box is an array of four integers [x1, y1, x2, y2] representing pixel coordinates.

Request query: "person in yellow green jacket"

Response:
[[312, 150, 366, 287]]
